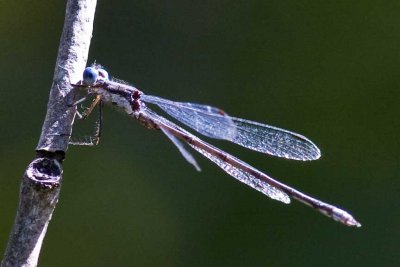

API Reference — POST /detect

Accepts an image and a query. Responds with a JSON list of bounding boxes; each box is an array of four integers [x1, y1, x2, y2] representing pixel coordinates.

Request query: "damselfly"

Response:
[[71, 64, 361, 227]]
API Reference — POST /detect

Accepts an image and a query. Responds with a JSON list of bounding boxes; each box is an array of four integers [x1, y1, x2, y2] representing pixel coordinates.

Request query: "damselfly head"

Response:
[[83, 65, 110, 86]]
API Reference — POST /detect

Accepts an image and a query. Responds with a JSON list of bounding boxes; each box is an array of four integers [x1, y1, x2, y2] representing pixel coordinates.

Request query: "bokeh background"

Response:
[[0, 1, 398, 266]]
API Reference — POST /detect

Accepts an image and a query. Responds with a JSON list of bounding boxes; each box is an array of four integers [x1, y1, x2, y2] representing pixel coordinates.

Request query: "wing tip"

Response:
[[280, 146, 321, 161], [298, 142, 322, 161]]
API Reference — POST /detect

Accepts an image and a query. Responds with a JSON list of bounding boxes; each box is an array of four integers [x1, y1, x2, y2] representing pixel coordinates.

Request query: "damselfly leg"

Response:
[[68, 94, 103, 146]]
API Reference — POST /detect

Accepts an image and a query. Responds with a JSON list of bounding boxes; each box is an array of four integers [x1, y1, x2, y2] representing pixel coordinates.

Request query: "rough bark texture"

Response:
[[1, 1, 97, 266]]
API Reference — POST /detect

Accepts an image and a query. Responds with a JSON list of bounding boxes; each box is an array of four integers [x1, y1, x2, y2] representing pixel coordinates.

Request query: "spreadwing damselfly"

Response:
[[70, 64, 361, 227]]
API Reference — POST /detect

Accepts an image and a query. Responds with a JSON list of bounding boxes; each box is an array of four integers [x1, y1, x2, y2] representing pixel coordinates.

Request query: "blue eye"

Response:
[[83, 67, 99, 85]]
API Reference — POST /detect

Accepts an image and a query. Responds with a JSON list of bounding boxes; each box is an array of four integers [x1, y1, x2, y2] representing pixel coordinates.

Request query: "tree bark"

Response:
[[1, 0, 97, 266]]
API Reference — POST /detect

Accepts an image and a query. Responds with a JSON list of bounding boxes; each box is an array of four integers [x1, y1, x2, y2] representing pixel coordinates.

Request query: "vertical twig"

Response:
[[1, 0, 97, 266]]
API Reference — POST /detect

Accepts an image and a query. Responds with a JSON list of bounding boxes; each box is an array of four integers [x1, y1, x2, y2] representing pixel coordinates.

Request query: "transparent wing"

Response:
[[142, 95, 321, 161], [189, 144, 290, 204], [142, 107, 290, 204], [160, 126, 201, 171]]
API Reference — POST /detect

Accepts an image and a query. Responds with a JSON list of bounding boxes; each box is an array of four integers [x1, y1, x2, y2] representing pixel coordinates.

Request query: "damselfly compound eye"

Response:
[[83, 67, 99, 85]]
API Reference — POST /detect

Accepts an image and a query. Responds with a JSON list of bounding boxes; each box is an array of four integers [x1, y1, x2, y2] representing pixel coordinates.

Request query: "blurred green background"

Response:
[[0, 1, 398, 266]]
